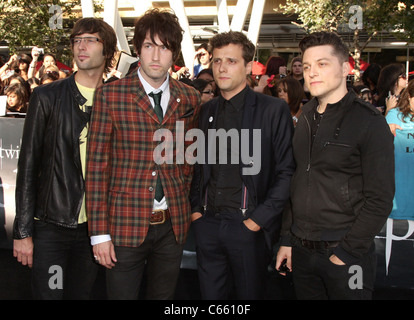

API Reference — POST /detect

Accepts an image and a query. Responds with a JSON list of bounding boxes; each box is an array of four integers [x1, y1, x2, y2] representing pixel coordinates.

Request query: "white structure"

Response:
[[79, 0, 267, 69]]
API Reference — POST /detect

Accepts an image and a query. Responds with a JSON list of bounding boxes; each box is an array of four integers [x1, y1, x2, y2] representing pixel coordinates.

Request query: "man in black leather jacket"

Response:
[[12, 18, 117, 299], [276, 32, 395, 299]]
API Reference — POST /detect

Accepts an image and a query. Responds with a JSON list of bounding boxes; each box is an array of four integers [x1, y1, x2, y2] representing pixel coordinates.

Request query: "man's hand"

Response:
[[13, 237, 34, 268], [329, 254, 345, 265], [93, 240, 117, 269], [276, 246, 292, 275], [191, 212, 203, 222], [243, 218, 261, 232]]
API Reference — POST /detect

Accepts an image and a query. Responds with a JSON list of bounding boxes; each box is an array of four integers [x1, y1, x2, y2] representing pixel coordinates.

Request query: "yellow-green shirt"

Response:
[[76, 81, 95, 224]]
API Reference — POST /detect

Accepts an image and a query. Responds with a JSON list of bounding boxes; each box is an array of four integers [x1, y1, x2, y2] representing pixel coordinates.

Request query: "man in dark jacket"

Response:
[[276, 32, 395, 299], [191, 31, 295, 299], [12, 18, 117, 299]]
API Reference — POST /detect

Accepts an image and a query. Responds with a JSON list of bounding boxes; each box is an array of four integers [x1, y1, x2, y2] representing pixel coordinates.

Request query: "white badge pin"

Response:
[[209, 116, 213, 123]]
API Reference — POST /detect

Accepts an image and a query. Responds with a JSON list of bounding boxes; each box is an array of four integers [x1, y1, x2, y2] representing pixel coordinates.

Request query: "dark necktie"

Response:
[[149, 90, 164, 201], [149, 91, 163, 122]]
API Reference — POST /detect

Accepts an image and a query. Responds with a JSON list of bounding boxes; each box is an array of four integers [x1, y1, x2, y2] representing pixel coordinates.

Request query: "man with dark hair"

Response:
[[13, 17, 117, 299], [86, 9, 201, 300], [70, 17, 118, 74], [192, 43, 212, 79], [276, 31, 395, 299], [191, 30, 295, 299]]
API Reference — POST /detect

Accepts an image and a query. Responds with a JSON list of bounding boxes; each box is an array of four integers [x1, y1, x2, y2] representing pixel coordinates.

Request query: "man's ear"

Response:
[[246, 60, 253, 75], [343, 60, 350, 77]]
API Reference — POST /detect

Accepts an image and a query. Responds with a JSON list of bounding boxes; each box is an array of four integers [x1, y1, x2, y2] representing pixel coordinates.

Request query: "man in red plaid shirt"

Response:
[[86, 9, 201, 299]]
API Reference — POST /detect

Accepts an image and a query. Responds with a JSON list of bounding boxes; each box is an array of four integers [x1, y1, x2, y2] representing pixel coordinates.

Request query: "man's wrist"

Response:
[[90, 234, 111, 246]]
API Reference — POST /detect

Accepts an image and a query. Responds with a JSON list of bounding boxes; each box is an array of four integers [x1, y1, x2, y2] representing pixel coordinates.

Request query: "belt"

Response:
[[150, 209, 170, 225], [294, 236, 339, 250]]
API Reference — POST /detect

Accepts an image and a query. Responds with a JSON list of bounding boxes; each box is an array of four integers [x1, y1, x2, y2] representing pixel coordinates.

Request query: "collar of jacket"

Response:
[[129, 71, 184, 125], [206, 85, 256, 130], [303, 90, 358, 115], [68, 72, 88, 107]]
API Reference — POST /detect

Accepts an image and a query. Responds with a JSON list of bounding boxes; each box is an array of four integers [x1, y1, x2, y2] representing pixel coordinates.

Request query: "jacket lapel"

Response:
[[240, 88, 257, 197], [203, 98, 220, 186], [163, 80, 181, 124], [131, 73, 161, 124]]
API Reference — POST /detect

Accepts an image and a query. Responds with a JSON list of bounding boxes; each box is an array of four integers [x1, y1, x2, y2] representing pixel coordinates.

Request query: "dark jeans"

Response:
[[32, 220, 98, 300], [106, 219, 183, 300], [193, 212, 271, 300], [292, 240, 377, 300]]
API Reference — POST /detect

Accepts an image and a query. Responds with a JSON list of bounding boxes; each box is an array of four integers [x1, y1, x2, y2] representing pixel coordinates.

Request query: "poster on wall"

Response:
[[0, 118, 24, 249]]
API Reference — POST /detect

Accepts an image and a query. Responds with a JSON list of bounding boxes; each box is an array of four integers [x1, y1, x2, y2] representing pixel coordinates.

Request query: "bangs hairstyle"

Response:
[[70, 18, 118, 73], [133, 9, 183, 63], [209, 31, 255, 65], [299, 31, 349, 63]]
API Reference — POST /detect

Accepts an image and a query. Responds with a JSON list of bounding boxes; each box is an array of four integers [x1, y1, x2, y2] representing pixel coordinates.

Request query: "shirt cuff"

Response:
[[90, 234, 111, 246]]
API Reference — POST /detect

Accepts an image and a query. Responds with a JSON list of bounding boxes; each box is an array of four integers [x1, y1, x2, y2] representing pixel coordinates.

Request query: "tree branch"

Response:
[[360, 31, 378, 52]]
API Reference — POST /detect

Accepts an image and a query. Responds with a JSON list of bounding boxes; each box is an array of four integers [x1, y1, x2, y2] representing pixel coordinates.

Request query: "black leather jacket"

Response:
[[13, 74, 90, 239]]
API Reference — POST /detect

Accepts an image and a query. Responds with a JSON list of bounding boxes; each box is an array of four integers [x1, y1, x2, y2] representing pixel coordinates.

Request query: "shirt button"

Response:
[[152, 171, 157, 176], [149, 187, 154, 192]]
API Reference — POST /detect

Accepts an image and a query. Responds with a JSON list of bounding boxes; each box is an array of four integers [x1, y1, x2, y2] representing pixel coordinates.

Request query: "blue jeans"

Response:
[[32, 220, 98, 299], [291, 240, 376, 300]]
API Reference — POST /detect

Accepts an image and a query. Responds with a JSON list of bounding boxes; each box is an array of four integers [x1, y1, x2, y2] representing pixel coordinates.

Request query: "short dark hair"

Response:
[[70, 18, 118, 73], [133, 8, 183, 63], [209, 31, 255, 65], [299, 31, 349, 63]]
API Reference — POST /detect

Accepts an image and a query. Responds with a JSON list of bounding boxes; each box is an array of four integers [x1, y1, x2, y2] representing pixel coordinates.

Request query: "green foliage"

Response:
[[388, 1, 414, 41], [279, 0, 413, 41], [277, 0, 350, 32], [0, 0, 80, 63]]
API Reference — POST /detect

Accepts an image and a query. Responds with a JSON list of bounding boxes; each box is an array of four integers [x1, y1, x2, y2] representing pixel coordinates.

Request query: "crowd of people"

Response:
[[0, 49, 72, 116], [3, 7, 414, 301], [1, 29, 409, 122]]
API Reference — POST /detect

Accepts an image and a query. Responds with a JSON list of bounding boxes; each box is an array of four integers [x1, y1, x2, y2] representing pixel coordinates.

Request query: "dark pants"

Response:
[[292, 240, 377, 300], [32, 220, 98, 300], [106, 219, 183, 300], [193, 212, 271, 300]]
